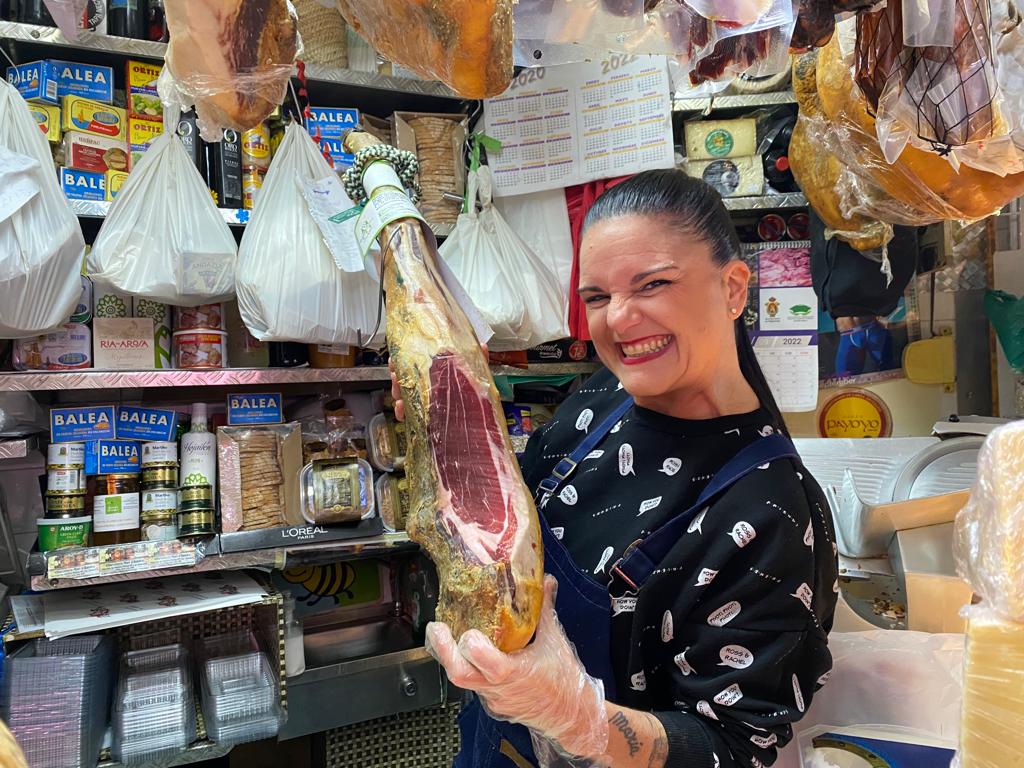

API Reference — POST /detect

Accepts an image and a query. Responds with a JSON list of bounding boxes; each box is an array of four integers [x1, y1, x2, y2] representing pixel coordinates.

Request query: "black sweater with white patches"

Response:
[[521, 368, 838, 768]]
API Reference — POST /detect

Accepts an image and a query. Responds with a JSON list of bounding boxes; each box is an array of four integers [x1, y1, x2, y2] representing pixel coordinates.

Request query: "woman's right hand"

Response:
[[389, 344, 488, 423]]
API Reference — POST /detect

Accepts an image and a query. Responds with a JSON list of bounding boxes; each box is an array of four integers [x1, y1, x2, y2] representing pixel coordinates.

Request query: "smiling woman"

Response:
[[418, 170, 838, 768]]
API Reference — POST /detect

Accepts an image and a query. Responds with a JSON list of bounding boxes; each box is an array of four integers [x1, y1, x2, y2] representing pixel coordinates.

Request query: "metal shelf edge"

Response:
[[723, 193, 808, 211], [0, 363, 599, 391], [672, 90, 797, 112]]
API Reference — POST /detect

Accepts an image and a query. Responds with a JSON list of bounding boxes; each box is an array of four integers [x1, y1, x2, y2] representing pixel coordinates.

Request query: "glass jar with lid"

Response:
[[89, 473, 141, 546]]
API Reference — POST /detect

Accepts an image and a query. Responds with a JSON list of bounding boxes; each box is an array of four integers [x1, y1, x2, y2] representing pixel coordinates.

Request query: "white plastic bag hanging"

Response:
[[440, 166, 566, 351], [0, 81, 85, 338], [236, 123, 385, 347], [88, 131, 237, 306]]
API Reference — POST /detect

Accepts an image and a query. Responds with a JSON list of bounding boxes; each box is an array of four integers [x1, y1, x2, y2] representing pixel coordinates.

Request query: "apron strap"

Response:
[[611, 434, 799, 591], [535, 395, 634, 506]]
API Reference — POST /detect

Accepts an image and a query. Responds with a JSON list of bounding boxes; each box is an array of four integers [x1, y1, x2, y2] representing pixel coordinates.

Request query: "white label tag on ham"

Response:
[[301, 174, 370, 273]]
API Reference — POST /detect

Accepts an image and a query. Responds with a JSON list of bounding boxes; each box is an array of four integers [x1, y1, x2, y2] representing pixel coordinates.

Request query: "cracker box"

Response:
[[125, 59, 163, 122], [27, 104, 61, 143], [63, 130, 130, 174], [61, 96, 127, 141], [6, 59, 113, 104], [60, 167, 106, 201]]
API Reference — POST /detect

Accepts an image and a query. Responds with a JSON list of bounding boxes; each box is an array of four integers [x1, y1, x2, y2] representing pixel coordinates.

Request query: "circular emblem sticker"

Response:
[[702, 159, 741, 196], [818, 390, 892, 438], [568, 340, 588, 361], [704, 129, 734, 158]]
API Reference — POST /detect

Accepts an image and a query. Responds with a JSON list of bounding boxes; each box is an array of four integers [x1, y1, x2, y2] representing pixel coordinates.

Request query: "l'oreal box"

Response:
[[85, 439, 142, 475], [116, 406, 178, 442], [105, 169, 129, 201], [129, 117, 163, 166], [50, 405, 116, 443], [125, 59, 163, 122], [227, 393, 283, 426], [60, 167, 106, 201], [306, 107, 360, 141], [61, 95, 127, 141], [28, 104, 61, 143], [6, 59, 114, 104]]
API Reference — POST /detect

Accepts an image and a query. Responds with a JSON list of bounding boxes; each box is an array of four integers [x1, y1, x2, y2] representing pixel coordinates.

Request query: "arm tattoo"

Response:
[[648, 734, 669, 768], [609, 712, 643, 758]]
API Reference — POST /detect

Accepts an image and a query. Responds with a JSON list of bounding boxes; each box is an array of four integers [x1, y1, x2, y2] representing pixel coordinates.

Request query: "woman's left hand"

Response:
[[425, 575, 609, 761]]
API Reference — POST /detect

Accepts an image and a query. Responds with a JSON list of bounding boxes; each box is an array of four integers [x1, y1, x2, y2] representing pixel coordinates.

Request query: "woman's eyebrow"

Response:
[[578, 264, 680, 295]]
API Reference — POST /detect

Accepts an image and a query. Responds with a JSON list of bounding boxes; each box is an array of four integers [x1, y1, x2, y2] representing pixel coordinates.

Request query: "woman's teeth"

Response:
[[620, 336, 671, 358]]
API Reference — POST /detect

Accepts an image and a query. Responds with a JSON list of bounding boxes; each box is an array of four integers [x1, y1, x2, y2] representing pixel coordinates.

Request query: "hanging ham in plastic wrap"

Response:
[[340, 131, 544, 652], [334, 0, 513, 98], [790, 50, 892, 250], [854, 0, 1024, 175], [790, 0, 836, 51], [159, 0, 299, 138], [811, 22, 1024, 223]]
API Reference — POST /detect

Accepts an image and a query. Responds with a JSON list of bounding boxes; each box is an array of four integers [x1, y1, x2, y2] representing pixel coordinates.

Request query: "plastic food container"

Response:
[[37, 516, 92, 550], [173, 330, 227, 369], [46, 493, 87, 517], [367, 413, 405, 472], [48, 468, 86, 494], [173, 304, 224, 331], [48, 442, 85, 470], [308, 343, 356, 369], [141, 441, 178, 467], [173, 305, 223, 331], [13, 323, 92, 370], [375, 473, 408, 532], [300, 458, 375, 525]]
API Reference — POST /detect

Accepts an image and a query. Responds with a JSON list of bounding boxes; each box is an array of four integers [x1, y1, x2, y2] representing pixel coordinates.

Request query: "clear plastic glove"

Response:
[[426, 575, 609, 763]]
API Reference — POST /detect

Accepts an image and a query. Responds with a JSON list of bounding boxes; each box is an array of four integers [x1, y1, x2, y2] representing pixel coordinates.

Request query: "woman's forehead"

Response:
[[580, 216, 713, 273]]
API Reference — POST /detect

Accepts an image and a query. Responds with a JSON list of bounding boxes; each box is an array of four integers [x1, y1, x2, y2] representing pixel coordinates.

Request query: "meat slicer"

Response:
[[795, 426, 996, 633]]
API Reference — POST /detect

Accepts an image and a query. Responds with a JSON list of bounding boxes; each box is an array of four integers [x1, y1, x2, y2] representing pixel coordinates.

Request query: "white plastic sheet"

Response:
[[0, 81, 84, 338], [775, 630, 965, 768], [87, 131, 237, 307], [440, 167, 566, 351], [236, 123, 384, 347]]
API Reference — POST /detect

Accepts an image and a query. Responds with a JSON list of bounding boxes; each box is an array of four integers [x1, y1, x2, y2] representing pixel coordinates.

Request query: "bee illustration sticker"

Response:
[[278, 560, 383, 609]]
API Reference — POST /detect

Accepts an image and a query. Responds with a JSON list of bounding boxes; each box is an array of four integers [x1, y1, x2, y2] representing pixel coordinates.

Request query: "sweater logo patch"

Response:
[[708, 601, 741, 626], [719, 645, 754, 669], [659, 457, 682, 475], [729, 521, 757, 548]]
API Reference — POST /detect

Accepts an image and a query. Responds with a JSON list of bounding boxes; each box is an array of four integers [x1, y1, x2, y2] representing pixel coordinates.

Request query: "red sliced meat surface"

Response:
[[428, 353, 518, 564]]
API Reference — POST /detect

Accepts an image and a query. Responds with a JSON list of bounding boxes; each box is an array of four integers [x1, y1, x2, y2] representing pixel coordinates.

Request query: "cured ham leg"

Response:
[[343, 131, 543, 652]]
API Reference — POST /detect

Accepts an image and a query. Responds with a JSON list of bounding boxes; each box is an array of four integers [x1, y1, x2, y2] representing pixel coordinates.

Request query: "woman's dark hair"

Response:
[[582, 169, 789, 436]]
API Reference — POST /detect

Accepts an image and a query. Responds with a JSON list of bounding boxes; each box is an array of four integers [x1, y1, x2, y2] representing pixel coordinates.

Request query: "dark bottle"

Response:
[[147, 0, 166, 42], [269, 343, 310, 368], [107, 0, 147, 39], [204, 129, 243, 209], [18, 0, 56, 25], [763, 149, 799, 193]]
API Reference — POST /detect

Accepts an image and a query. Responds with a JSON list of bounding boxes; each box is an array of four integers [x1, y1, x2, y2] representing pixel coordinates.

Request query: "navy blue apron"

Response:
[[454, 397, 798, 768]]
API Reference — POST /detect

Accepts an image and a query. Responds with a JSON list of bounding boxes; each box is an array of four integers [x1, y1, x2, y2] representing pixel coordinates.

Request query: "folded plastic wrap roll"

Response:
[[815, 27, 1024, 224], [334, 0, 513, 98]]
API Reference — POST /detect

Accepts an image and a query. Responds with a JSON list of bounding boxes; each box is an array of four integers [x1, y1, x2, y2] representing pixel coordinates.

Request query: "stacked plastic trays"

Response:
[[198, 631, 282, 745], [1, 635, 115, 768], [113, 644, 197, 764]]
